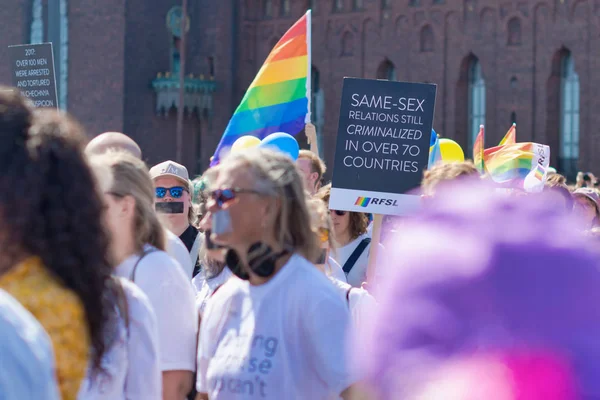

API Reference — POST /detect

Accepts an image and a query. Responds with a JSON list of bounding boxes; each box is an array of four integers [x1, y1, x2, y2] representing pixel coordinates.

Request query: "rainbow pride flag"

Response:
[[484, 142, 550, 189], [355, 197, 371, 207], [499, 123, 516, 146], [473, 125, 485, 174], [211, 11, 312, 166]]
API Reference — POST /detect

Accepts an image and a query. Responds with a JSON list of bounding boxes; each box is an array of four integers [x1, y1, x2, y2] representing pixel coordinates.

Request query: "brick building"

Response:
[[0, 0, 597, 178]]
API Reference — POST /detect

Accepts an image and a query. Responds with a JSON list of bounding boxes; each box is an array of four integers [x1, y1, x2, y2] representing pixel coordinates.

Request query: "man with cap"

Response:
[[150, 160, 203, 277], [85, 132, 194, 279]]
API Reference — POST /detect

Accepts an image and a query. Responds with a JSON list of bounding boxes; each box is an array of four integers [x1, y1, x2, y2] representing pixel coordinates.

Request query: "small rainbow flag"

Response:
[[355, 197, 371, 207], [533, 163, 546, 181], [473, 125, 485, 174], [211, 11, 312, 165], [484, 142, 549, 186], [499, 123, 516, 146]]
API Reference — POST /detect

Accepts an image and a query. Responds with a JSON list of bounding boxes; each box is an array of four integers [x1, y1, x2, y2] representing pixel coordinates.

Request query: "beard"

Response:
[[202, 256, 226, 280]]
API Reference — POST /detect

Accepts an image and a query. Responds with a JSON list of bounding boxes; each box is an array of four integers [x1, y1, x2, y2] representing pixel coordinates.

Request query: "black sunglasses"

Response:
[[208, 188, 262, 208], [331, 210, 347, 216], [155, 186, 187, 199]]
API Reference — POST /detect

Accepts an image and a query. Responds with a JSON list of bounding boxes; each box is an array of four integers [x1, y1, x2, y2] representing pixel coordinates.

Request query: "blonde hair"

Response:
[[306, 196, 337, 274], [213, 148, 320, 261], [91, 150, 166, 252], [298, 149, 327, 180], [421, 161, 479, 196]]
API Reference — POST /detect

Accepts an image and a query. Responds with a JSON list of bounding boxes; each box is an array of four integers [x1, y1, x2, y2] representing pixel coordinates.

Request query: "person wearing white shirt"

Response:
[[191, 231, 233, 318], [78, 279, 161, 400], [85, 132, 194, 279], [90, 151, 197, 400], [316, 184, 372, 288], [0, 289, 60, 400], [196, 148, 356, 400], [165, 230, 194, 278]]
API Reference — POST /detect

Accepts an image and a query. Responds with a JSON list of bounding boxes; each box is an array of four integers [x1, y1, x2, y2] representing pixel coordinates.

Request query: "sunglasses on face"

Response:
[[208, 188, 261, 208], [331, 210, 347, 216], [155, 186, 187, 199]]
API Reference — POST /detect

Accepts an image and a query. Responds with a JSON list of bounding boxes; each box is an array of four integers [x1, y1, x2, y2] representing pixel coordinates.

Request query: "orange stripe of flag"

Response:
[[267, 34, 308, 63]]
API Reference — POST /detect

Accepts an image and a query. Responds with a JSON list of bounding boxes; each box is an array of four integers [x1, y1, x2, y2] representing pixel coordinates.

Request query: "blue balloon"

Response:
[[259, 132, 300, 161]]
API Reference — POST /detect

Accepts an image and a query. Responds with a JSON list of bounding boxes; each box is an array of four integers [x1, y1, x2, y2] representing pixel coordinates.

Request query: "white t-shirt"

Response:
[[166, 230, 194, 279], [197, 254, 354, 399], [329, 278, 377, 328], [115, 246, 197, 372], [326, 256, 347, 283], [78, 278, 161, 400], [333, 233, 371, 288], [192, 267, 233, 318]]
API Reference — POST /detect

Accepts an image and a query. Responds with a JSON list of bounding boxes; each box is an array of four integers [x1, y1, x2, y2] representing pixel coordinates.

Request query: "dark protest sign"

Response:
[[9, 43, 58, 108], [329, 78, 437, 216]]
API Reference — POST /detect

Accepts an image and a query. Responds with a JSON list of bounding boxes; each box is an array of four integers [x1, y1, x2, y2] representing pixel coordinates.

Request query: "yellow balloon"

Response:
[[230, 136, 261, 153], [438, 138, 465, 162]]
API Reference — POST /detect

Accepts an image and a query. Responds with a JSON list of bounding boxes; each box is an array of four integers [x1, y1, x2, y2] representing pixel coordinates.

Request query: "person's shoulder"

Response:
[[116, 278, 154, 312], [136, 249, 192, 286], [166, 230, 187, 251], [290, 255, 345, 295], [210, 275, 245, 300]]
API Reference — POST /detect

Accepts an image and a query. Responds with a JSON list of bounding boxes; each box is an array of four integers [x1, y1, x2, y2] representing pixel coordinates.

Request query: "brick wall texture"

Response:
[[1, 0, 598, 176]]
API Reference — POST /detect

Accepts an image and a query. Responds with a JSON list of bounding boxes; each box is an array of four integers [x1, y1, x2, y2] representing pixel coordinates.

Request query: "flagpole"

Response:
[[176, 0, 188, 162], [305, 10, 312, 123]]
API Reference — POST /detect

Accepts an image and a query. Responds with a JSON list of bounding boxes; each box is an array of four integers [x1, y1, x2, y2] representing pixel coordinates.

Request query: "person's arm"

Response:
[[305, 123, 319, 155], [162, 370, 193, 400], [195, 393, 209, 400]]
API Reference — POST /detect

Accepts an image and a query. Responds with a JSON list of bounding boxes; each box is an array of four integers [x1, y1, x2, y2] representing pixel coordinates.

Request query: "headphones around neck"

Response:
[[226, 242, 290, 280]]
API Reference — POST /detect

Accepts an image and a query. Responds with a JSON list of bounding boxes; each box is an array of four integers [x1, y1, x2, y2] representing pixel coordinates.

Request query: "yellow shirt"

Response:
[[0, 257, 90, 400]]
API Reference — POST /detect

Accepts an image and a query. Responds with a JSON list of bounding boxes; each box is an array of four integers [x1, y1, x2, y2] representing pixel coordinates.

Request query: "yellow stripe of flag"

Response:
[[251, 55, 308, 88]]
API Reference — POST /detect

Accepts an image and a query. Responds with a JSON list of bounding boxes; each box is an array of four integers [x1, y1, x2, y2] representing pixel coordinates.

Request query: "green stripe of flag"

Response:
[[236, 78, 307, 113]]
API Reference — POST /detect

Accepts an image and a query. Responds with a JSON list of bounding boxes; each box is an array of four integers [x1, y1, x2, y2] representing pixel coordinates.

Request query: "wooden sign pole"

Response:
[[366, 214, 383, 284]]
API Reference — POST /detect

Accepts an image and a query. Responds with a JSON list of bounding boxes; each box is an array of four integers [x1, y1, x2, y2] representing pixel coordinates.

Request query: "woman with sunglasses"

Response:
[[317, 184, 372, 288], [0, 89, 116, 399], [307, 198, 376, 327], [196, 148, 356, 400], [91, 151, 197, 400]]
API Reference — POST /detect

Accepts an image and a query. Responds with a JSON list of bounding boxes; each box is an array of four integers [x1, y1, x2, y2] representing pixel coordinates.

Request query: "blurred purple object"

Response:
[[358, 182, 600, 399]]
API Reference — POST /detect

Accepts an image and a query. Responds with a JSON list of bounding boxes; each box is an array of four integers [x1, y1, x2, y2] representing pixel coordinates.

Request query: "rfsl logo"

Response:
[[355, 197, 398, 207]]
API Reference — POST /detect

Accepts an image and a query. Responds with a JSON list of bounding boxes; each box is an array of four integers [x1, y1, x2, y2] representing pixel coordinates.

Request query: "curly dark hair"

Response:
[[0, 89, 115, 372], [315, 183, 369, 240]]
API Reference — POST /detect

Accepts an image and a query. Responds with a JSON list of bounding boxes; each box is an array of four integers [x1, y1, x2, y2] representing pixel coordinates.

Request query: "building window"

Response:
[[377, 59, 396, 81], [382, 0, 391, 9], [308, 0, 317, 12], [420, 25, 434, 52], [264, 0, 272, 17], [341, 31, 354, 56], [559, 52, 580, 177], [353, 0, 363, 10], [409, 0, 421, 6], [281, 0, 290, 16], [433, 0, 445, 4], [511, 111, 517, 125], [468, 58, 486, 149], [334, 0, 343, 12], [207, 56, 215, 78], [507, 17, 522, 46], [30, 0, 44, 44], [311, 66, 325, 158]]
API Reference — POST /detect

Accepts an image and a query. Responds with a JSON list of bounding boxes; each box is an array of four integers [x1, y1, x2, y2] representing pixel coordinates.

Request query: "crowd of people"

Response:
[[2, 87, 600, 400]]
